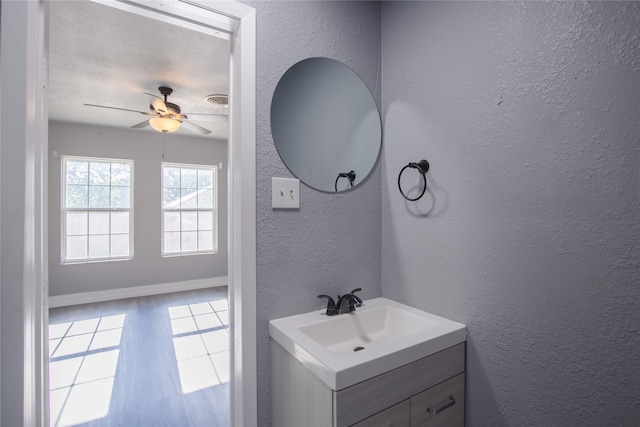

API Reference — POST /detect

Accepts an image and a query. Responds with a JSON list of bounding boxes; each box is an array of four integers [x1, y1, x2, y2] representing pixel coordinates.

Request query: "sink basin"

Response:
[[299, 304, 439, 356], [269, 297, 466, 390]]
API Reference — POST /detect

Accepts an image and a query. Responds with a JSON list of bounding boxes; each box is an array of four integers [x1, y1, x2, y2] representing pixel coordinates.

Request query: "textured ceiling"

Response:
[[48, 0, 230, 140]]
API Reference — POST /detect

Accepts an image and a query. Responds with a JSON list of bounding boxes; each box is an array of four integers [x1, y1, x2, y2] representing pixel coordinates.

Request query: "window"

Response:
[[162, 163, 218, 255], [62, 156, 133, 263]]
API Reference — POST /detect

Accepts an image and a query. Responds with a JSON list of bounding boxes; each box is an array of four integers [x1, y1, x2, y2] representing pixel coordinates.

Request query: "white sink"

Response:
[[269, 297, 466, 390]]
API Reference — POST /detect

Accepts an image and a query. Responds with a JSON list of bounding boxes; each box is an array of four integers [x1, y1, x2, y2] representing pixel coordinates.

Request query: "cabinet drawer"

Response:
[[335, 343, 465, 427], [351, 399, 410, 427], [411, 373, 465, 427]]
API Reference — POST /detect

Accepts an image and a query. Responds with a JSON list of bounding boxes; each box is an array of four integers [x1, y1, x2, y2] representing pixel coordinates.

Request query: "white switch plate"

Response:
[[272, 177, 300, 209]]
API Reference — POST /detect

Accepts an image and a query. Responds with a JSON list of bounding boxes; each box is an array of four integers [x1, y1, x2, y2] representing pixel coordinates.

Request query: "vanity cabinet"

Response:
[[271, 340, 466, 427]]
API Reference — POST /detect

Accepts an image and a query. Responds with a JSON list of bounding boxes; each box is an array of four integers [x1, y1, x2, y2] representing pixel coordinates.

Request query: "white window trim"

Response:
[[161, 162, 218, 257], [61, 155, 134, 264]]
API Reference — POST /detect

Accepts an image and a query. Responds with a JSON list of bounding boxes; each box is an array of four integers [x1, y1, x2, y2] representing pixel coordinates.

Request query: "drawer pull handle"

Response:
[[427, 396, 456, 415]]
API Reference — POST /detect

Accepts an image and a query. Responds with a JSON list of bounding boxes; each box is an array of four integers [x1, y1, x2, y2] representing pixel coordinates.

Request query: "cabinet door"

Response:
[[351, 399, 410, 427], [411, 373, 465, 427]]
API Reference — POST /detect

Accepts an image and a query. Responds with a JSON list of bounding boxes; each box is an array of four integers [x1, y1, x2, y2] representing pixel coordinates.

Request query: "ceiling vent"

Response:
[[205, 94, 229, 106]]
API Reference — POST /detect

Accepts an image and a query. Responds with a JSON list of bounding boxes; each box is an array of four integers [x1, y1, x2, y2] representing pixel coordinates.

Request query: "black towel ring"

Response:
[[335, 170, 356, 192], [398, 160, 429, 201]]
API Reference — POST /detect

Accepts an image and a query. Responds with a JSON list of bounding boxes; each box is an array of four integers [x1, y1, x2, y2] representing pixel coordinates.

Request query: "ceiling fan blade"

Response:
[[84, 103, 154, 116], [179, 120, 211, 135], [144, 92, 168, 114], [181, 112, 228, 122], [130, 120, 150, 129]]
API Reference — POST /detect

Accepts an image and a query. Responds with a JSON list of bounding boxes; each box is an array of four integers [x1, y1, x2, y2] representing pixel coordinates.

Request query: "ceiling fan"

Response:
[[84, 86, 226, 135]]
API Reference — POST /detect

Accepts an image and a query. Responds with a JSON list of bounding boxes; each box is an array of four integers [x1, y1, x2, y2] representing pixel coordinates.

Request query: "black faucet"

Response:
[[316, 294, 339, 316], [317, 288, 362, 316]]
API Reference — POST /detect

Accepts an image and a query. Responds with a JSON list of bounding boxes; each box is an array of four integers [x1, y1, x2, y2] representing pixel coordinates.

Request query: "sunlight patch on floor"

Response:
[[169, 298, 229, 394], [48, 314, 125, 427]]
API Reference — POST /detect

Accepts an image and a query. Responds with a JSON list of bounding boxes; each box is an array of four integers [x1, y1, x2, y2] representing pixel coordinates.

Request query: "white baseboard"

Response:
[[48, 276, 228, 308]]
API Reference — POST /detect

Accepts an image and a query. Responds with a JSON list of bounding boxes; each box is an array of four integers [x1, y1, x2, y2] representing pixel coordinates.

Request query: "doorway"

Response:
[[0, 0, 256, 426]]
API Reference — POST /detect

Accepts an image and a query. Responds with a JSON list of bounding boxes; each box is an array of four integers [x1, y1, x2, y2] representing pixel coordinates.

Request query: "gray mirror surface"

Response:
[[271, 58, 381, 192]]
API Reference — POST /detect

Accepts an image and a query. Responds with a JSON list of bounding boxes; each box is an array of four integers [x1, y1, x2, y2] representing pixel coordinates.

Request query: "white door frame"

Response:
[[6, 1, 257, 425]]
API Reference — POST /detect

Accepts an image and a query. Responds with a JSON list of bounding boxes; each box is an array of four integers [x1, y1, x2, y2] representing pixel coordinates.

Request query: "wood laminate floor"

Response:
[[48, 287, 230, 427]]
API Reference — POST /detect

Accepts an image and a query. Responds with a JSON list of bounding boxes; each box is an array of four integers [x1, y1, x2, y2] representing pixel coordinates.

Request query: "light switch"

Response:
[[272, 177, 300, 209]]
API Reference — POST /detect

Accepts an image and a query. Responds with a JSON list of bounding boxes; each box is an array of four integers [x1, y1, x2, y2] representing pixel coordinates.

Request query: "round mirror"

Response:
[[271, 58, 382, 192]]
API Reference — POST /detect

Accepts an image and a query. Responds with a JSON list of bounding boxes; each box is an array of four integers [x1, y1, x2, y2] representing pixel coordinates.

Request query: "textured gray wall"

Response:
[[48, 121, 228, 296], [381, 2, 640, 426], [246, 1, 382, 425]]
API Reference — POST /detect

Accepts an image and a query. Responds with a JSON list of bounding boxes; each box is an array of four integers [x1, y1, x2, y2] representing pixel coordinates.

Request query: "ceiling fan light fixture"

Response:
[[149, 117, 180, 133]]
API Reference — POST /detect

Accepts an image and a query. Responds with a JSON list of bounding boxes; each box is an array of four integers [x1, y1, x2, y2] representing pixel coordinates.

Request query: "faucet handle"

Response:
[[317, 294, 338, 316], [349, 288, 363, 306]]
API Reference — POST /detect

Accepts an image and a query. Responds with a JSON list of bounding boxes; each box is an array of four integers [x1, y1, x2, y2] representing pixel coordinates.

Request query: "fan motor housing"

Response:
[[148, 102, 181, 114], [165, 102, 181, 114]]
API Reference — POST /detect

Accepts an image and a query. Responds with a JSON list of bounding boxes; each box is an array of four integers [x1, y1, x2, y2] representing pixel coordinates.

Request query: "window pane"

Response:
[[198, 190, 214, 209], [164, 212, 180, 232], [181, 188, 198, 209], [89, 162, 111, 185], [63, 156, 133, 263], [198, 231, 214, 251], [66, 185, 88, 208], [163, 188, 180, 208], [110, 234, 130, 257], [163, 167, 180, 188], [161, 163, 216, 256], [181, 168, 197, 188], [67, 236, 87, 260], [89, 212, 110, 235], [111, 212, 129, 234], [67, 212, 88, 236], [89, 185, 110, 208], [181, 231, 197, 252], [66, 161, 88, 184], [111, 186, 130, 208], [111, 163, 131, 185], [164, 232, 181, 253], [198, 169, 213, 188], [88, 235, 109, 258], [198, 211, 213, 231], [182, 212, 197, 231]]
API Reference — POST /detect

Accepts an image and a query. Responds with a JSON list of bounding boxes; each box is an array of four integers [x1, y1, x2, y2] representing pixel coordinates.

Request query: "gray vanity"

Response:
[[269, 298, 467, 426]]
